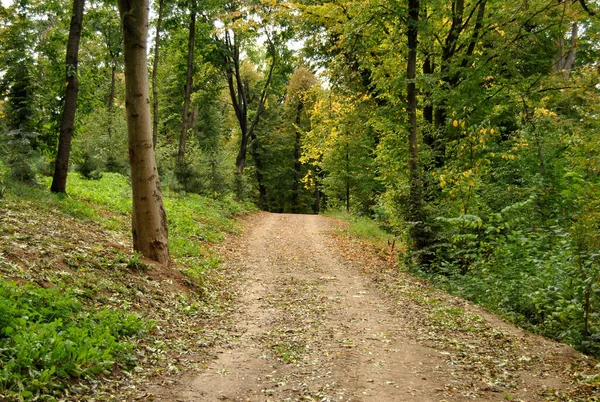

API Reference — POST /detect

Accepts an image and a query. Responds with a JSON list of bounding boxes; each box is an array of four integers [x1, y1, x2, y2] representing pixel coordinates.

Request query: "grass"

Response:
[[36, 172, 254, 259], [324, 209, 394, 247], [0, 172, 255, 400]]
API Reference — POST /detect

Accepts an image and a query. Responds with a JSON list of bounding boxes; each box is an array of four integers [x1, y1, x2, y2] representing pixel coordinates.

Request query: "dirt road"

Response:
[[145, 213, 596, 401]]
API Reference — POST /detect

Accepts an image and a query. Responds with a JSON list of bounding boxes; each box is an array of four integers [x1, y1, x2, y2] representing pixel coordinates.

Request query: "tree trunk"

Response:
[[250, 136, 267, 210], [179, 5, 196, 159], [314, 181, 321, 214], [292, 101, 303, 213], [223, 30, 276, 173], [554, 22, 578, 79], [345, 140, 350, 213], [51, 0, 85, 194], [118, 0, 170, 264], [107, 63, 116, 138], [152, 0, 164, 148], [407, 0, 427, 262]]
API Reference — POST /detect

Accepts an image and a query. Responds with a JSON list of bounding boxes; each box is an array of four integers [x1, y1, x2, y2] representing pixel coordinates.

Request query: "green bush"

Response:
[[2, 129, 42, 184]]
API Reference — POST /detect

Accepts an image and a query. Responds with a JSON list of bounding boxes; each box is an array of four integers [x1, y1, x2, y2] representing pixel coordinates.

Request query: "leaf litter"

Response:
[[140, 213, 598, 401], [3, 199, 598, 401]]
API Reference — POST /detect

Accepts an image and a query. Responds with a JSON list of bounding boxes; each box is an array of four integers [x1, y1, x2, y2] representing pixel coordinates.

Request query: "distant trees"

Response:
[[284, 67, 316, 213]]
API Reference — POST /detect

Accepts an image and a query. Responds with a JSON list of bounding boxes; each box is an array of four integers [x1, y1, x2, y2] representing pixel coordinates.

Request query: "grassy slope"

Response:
[[0, 173, 254, 401]]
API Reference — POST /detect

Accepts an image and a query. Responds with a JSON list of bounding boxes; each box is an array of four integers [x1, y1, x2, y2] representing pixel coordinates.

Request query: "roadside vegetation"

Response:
[[331, 208, 600, 362], [0, 168, 253, 400]]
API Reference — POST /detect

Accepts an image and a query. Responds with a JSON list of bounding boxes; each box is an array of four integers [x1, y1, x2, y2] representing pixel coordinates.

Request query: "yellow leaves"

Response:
[[439, 174, 447, 188], [437, 163, 484, 194], [534, 107, 558, 118]]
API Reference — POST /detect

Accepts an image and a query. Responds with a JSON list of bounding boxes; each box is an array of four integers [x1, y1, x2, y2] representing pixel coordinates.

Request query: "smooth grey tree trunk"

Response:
[[117, 0, 170, 264]]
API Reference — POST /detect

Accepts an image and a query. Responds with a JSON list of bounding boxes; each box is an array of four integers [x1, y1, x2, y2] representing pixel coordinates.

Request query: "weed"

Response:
[[126, 251, 146, 271]]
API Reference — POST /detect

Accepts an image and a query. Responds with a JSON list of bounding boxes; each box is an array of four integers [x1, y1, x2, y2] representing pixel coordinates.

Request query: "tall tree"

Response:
[[284, 66, 316, 213], [117, 0, 170, 264], [220, 28, 276, 174], [178, 0, 196, 158], [406, 0, 427, 262], [151, 0, 165, 148], [50, 0, 85, 193]]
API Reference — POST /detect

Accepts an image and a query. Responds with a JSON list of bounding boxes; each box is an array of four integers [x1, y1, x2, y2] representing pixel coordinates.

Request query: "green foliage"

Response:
[[303, 89, 381, 215], [0, 281, 149, 398], [164, 191, 255, 260], [1, 129, 43, 184], [426, 150, 600, 355], [72, 108, 129, 177], [40, 172, 132, 215]]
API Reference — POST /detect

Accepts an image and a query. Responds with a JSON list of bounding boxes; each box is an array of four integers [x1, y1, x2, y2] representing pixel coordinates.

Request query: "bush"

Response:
[[74, 149, 103, 180], [2, 129, 42, 184]]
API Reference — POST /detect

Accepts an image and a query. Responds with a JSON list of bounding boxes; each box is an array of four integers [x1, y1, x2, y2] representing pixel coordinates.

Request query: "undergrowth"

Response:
[[0, 281, 148, 400], [0, 172, 254, 399]]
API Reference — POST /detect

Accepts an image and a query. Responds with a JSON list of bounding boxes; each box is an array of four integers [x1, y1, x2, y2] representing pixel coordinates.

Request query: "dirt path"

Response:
[[144, 213, 596, 401]]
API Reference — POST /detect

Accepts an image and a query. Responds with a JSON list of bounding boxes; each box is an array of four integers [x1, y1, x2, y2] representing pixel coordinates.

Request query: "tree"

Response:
[[50, 0, 85, 193], [152, 0, 165, 148], [178, 0, 196, 159], [117, 0, 170, 264], [219, 28, 276, 175], [302, 88, 380, 215], [284, 66, 317, 213], [406, 0, 429, 263]]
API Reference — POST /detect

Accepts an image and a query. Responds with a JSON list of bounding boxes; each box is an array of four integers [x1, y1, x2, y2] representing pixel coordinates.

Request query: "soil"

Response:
[[141, 213, 599, 402]]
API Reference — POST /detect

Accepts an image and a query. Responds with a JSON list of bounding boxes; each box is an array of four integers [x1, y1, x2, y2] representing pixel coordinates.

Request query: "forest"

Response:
[[1, 0, 599, 399]]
